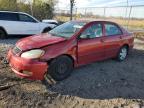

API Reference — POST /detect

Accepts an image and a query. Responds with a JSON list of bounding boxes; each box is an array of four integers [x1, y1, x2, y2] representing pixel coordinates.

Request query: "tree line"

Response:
[[0, 0, 56, 20]]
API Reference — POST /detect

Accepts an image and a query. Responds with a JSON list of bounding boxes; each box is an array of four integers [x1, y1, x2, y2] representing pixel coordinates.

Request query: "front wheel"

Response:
[[117, 46, 128, 61], [45, 56, 73, 81], [0, 29, 7, 39]]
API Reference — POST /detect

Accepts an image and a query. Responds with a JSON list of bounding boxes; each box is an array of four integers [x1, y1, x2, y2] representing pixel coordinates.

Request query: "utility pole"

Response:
[[127, 6, 132, 30], [70, 0, 75, 20], [125, 0, 129, 29]]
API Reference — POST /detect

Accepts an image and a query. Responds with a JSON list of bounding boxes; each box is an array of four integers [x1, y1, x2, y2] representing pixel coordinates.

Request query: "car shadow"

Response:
[[45, 48, 144, 100]]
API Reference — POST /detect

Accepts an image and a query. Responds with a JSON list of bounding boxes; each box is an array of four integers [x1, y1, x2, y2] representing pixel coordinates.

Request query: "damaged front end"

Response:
[[6, 47, 48, 80]]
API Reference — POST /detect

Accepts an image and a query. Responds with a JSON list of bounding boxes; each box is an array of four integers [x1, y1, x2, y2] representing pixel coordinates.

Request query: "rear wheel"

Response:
[[117, 46, 128, 61], [45, 56, 73, 81], [0, 29, 7, 39]]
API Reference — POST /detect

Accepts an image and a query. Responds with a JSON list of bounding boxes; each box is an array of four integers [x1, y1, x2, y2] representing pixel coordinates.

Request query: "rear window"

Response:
[[0, 12, 18, 21]]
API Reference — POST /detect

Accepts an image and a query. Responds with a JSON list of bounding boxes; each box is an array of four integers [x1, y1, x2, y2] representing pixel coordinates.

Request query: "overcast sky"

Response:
[[56, 0, 144, 9], [55, 0, 144, 18]]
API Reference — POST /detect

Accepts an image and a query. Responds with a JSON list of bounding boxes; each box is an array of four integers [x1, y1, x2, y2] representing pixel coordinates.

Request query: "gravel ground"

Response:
[[0, 37, 144, 108], [0, 38, 18, 47]]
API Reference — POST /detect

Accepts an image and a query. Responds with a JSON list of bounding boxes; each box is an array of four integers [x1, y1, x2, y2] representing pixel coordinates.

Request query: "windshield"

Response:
[[49, 21, 86, 38]]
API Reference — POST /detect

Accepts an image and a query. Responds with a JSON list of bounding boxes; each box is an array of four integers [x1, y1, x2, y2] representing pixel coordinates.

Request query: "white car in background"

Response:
[[0, 11, 57, 39]]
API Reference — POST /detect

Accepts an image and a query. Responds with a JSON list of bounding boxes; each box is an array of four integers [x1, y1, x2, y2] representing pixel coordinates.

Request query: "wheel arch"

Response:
[[121, 44, 129, 51], [42, 27, 52, 33], [47, 54, 75, 67], [0, 26, 7, 34]]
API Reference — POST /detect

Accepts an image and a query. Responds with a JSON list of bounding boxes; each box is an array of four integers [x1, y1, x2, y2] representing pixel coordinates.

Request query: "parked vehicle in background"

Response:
[[7, 20, 134, 81], [42, 19, 58, 26], [0, 11, 56, 39]]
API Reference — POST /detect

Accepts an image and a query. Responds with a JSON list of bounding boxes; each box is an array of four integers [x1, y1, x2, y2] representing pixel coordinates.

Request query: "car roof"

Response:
[[0, 11, 28, 15], [0, 11, 40, 22], [72, 20, 119, 24]]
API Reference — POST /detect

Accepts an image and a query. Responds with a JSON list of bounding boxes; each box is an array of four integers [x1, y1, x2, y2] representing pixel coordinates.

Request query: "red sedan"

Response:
[[7, 20, 134, 81]]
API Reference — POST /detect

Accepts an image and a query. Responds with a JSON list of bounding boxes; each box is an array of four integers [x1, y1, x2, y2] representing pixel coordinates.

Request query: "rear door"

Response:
[[103, 22, 123, 58], [77, 22, 105, 65]]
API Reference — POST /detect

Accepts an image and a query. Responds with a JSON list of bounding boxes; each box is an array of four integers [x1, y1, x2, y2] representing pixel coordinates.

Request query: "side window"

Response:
[[0, 13, 3, 20], [19, 14, 37, 23], [80, 23, 102, 39], [105, 23, 122, 36], [0, 12, 18, 21]]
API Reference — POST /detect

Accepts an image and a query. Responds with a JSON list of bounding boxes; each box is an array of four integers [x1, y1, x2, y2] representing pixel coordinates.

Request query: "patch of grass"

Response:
[[0, 46, 3, 52]]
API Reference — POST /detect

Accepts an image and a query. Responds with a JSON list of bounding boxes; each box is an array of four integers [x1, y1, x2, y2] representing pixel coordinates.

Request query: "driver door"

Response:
[[77, 23, 105, 65]]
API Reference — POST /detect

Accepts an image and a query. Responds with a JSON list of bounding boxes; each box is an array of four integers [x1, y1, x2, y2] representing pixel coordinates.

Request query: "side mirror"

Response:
[[79, 33, 91, 39]]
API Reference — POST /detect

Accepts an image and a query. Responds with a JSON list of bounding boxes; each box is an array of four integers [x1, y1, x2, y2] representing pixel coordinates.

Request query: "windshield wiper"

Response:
[[49, 33, 58, 36], [56, 35, 68, 38], [50, 33, 67, 38]]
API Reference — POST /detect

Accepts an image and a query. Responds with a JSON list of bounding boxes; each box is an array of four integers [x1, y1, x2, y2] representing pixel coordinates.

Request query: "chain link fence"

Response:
[[54, 5, 144, 32]]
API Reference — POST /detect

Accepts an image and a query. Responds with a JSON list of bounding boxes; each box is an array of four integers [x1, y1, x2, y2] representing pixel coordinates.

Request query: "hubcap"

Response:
[[119, 48, 127, 60]]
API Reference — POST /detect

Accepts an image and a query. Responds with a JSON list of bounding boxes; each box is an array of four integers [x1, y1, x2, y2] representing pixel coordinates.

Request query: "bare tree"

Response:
[[70, 0, 75, 20]]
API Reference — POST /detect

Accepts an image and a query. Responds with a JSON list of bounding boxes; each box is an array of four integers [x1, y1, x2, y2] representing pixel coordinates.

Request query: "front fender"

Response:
[[40, 39, 78, 67]]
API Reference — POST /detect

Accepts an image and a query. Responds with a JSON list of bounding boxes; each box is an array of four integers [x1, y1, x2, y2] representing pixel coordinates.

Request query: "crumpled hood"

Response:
[[16, 33, 66, 50]]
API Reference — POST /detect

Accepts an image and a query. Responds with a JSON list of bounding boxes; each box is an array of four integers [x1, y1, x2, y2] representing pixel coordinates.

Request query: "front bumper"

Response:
[[7, 49, 48, 80]]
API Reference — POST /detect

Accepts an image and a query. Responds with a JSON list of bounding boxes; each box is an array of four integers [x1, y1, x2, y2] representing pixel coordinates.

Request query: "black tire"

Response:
[[0, 29, 7, 39], [117, 46, 128, 61], [46, 56, 73, 81], [42, 27, 51, 33]]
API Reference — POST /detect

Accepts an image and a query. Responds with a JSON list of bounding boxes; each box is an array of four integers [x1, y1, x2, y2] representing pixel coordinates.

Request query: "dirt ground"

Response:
[[0, 37, 144, 108]]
